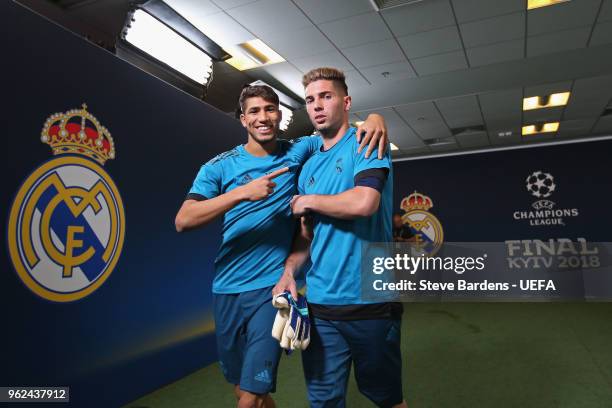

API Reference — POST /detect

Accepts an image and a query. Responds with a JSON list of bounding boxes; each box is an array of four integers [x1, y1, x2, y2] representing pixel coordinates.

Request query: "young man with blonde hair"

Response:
[[274, 68, 407, 408]]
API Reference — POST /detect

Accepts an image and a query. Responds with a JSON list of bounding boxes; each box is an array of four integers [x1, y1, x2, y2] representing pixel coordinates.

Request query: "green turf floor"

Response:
[[125, 303, 612, 407]]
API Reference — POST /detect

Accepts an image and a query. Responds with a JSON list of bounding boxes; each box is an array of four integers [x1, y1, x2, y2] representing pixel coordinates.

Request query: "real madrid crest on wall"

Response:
[[8, 104, 125, 302], [399, 191, 444, 256]]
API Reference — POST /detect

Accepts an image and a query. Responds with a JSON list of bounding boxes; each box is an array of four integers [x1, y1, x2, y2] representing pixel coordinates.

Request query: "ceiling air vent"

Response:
[[450, 125, 486, 136], [423, 137, 456, 146], [370, 0, 425, 11]]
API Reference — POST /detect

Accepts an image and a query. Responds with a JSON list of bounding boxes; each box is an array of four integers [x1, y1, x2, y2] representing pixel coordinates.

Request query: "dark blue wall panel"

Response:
[[2, 2, 246, 406]]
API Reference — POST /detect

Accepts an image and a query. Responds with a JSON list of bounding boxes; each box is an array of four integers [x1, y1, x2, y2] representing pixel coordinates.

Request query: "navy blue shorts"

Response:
[[302, 317, 404, 407], [213, 286, 282, 395]]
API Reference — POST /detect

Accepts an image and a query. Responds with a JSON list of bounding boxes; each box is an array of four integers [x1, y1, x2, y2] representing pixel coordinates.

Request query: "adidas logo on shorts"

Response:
[[254, 369, 272, 383]]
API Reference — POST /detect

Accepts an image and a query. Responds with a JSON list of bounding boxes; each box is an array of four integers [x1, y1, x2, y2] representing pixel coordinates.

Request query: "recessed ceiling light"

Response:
[[226, 39, 285, 71], [522, 122, 560, 135], [527, 0, 571, 10], [390, 143, 399, 151], [523, 92, 570, 110]]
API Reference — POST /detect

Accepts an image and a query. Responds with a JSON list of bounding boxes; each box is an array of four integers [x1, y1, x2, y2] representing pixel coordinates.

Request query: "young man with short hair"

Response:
[[273, 68, 407, 408], [175, 84, 389, 408]]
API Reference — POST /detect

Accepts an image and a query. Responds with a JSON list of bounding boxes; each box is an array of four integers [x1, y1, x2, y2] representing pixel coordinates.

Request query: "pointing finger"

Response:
[[265, 166, 290, 179]]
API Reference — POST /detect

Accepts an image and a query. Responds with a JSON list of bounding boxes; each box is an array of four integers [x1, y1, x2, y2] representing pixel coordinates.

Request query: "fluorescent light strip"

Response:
[[125, 9, 212, 84], [527, 0, 571, 10], [523, 92, 570, 110], [522, 122, 560, 136]]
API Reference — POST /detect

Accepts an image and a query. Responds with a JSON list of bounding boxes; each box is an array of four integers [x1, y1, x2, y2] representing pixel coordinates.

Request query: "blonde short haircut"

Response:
[[302, 67, 348, 95]]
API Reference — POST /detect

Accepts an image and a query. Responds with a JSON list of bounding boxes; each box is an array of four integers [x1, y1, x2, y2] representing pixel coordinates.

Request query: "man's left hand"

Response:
[[356, 113, 389, 159]]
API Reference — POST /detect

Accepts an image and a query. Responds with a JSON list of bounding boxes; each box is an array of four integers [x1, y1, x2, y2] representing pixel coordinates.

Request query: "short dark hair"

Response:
[[239, 85, 279, 113], [302, 67, 348, 95]]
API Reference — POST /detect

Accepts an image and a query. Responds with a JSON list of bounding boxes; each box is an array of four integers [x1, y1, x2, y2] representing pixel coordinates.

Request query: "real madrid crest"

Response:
[[8, 104, 125, 302], [399, 191, 444, 256]]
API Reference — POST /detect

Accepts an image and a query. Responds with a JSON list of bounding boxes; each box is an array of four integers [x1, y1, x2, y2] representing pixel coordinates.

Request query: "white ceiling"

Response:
[[23, 0, 612, 158], [162, 0, 612, 157]]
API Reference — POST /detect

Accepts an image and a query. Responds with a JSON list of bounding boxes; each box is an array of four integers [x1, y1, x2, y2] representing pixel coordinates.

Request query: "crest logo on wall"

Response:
[[8, 104, 125, 302], [513, 170, 578, 227], [399, 191, 444, 256]]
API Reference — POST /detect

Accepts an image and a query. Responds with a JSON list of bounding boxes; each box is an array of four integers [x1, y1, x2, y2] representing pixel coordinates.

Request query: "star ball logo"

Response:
[[526, 171, 555, 199], [399, 191, 444, 256], [8, 104, 125, 302], [513, 170, 578, 227]]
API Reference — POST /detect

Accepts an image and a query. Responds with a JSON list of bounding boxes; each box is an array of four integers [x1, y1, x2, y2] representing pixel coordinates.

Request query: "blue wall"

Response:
[[2, 2, 246, 406], [393, 140, 612, 242]]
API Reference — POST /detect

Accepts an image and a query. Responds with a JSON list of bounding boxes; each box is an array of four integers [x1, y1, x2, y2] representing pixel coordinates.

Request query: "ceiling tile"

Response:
[[380, 0, 456, 37], [318, 12, 392, 48], [344, 70, 371, 90], [527, 0, 601, 36], [342, 39, 405, 68], [395, 102, 452, 139], [259, 26, 334, 60], [411, 51, 468, 76], [165, 0, 221, 18], [557, 118, 598, 137], [479, 89, 523, 128], [435, 95, 483, 128], [460, 12, 524, 48], [456, 132, 490, 148], [292, 0, 373, 24], [523, 106, 564, 123], [563, 75, 612, 120], [599, 0, 612, 22], [590, 22, 612, 47], [466, 39, 524, 67], [358, 61, 417, 83], [524, 81, 572, 97], [291, 50, 354, 73], [389, 126, 426, 149], [394, 101, 442, 121], [527, 27, 591, 57], [354, 107, 409, 129], [172, 11, 253, 45], [212, 0, 258, 10], [353, 109, 426, 149], [397, 26, 463, 59], [592, 116, 612, 133], [451, 0, 525, 23], [226, 0, 312, 37], [395, 146, 432, 156]]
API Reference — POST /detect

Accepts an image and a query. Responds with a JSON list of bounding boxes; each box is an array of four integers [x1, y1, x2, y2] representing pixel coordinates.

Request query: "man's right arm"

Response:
[[272, 216, 313, 299], [175, 166, 288, 232]]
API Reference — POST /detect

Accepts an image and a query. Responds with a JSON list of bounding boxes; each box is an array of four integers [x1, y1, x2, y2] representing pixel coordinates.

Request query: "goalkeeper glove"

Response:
[[271, 291, 310, 351]]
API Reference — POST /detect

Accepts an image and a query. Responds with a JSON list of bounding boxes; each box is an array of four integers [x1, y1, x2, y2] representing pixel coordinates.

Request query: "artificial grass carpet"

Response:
[[125, 303, 612, 407]]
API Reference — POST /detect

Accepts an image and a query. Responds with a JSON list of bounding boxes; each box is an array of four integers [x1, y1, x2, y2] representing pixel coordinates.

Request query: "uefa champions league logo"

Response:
[[526, 171, 556, 199], [513, 170, 578, 226]]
